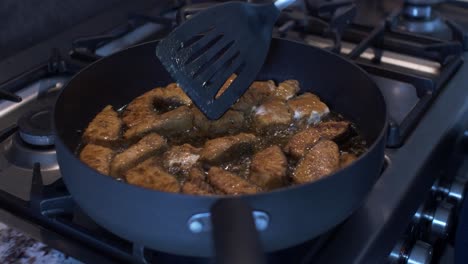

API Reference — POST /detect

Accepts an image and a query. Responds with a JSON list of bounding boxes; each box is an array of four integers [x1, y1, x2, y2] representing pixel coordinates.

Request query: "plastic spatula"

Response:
[[156, 0, 296, 120]]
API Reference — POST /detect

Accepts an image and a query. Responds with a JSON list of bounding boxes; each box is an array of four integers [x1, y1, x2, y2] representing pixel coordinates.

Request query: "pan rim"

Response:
[[53, 37, 388, 200]]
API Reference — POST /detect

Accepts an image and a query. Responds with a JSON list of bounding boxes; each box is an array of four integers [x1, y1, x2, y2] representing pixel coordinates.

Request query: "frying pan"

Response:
[[53, 38, 387, 258]]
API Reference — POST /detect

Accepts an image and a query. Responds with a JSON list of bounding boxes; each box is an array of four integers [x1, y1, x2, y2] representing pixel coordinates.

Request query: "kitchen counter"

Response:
[[0, 222, 81, 264]]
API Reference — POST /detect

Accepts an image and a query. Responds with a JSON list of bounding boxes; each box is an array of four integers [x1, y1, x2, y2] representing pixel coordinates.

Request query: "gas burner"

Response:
[[4, 107, 57, 170], [18, 107, 55, 146], [4, 134, 58, 170], [394, 0, 452, 39]]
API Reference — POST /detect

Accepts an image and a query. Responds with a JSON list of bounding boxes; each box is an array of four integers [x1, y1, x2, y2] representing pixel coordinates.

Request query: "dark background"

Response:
[[0, 0, 120, 60]]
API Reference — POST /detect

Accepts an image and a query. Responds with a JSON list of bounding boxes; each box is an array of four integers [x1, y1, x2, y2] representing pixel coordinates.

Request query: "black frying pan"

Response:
[[53, 38, 387, 258]]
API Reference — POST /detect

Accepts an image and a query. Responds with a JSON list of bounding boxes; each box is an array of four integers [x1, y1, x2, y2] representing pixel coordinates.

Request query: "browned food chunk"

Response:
[[284, 128, 320, 159], [193, 108, 244, 137], [340, 152, 358, 168], [79, 144, 114, 175], [272, 80, 300, 100], [184, 167, 217, 193], [125, 157, 180, 193], [124, 106, 194, 141], [181, 168, 215, 195], [187, 167, 207, 185], [293, 140, 340, 184], [232, 80, 276, 113], [316, 121, 350, 140], [110, 133, 167, 176], [122, 88, 160, 128], [200, 133, 257, 165], [122, 84, 191, 128], [249, 146, 287, 190], [208, 167, 259, 195], [83, 105, 122, 146], [158, 83, 192, 106], [163, 144, 201, 176], [253, 98, 292, 133], [287, 93, 329, 125], [284, 121, 350, 159]]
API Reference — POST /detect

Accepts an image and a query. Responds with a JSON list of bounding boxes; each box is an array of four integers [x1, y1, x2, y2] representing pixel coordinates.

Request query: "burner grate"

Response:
[[274, 4, 464, 147]]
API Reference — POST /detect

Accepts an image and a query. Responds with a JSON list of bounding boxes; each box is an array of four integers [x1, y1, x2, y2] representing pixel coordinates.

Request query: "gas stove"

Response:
[[0, 0, 468, 263]]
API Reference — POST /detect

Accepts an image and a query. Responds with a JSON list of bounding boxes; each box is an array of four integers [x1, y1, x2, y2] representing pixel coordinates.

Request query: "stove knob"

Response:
[[432, 179, 466, 205], [387, 240, 433, 264], [413, 205, 424, 224], [404, 0, 443, 4], [429, 204, 452, 239], [447, 180, 466, 204], [388, 239, 409, 264], [407, 241, 433, 264], [413, 203, 452, 240]]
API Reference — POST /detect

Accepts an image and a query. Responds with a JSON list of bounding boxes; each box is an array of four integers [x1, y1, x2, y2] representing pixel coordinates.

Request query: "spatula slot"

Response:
[[215, 74, 238, 99], [184, 34, 224, 66], [203, 50, 240, 87], [215, 62, 246, 99], [196, 26, 216, 36], [195, 44, 240, 84], [192, 40, 235, 79], [179, 26, 216, 50], [203, 54, 244, 101], [179, 35, 203, 51]]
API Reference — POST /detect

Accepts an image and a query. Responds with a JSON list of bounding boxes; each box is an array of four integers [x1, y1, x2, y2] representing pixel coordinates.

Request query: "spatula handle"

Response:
[[274, 0, 297, 10]]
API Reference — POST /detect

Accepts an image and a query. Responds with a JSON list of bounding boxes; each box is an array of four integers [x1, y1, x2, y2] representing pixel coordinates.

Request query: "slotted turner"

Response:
[[156, 0, 296, 120]]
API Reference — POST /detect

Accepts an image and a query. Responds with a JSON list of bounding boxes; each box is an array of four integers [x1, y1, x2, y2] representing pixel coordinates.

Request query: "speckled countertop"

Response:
[[0, 222, 82, 264]]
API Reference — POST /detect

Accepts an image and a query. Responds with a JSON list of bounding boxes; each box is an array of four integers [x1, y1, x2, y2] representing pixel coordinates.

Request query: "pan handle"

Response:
[[210, 199, 267, 264]]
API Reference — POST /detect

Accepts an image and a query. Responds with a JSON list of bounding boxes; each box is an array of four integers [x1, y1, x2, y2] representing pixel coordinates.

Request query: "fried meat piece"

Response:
[[163, 144, 201, 176], [110, 133, 167, 176], [287, 93, 329, 125], [79, 144, 114, 175], [122, 88, 160, 128], [193, 109, 244, 137], [122, 84, 191, 128], [253, 98, 292, 133], [83, 105, 122, 147], [208, 167, 259, 195], [182, 167, 216, 194], [181, 168, 215, 195], [249, 146, 287, 190], [272, 80, 300, 100], [293, 140, 340, 184], [232, 80, 276, 113], [340, 152, 358, 168], [158, 83, 192, 106], [187, 167, 207, 185], [125, 157, 180, 193], [316, 121, 350, 140], [284, 121, 350, 159], [199, 133, 257, 165], [124, 106, 193, 140]]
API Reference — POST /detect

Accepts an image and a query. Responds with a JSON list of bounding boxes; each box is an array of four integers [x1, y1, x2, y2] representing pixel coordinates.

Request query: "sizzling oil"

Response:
[[78, 92, 367, 186]]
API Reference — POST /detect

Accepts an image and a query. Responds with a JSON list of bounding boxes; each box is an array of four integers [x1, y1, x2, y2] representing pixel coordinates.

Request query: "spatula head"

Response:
[[156, 2, 280, 120]]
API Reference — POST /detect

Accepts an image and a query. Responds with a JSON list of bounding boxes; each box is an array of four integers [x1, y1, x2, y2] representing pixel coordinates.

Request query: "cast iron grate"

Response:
[[274, 4, 464, 147], [0, 49, 81, 102], [69, 13, 177, 63]]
